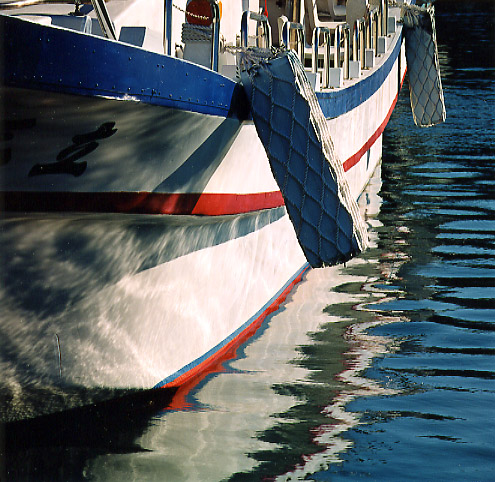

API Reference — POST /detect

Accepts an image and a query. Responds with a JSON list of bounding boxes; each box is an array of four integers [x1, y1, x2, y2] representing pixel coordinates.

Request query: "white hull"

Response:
[[1, 211, 307, 389], [0, 1, 408, 419]]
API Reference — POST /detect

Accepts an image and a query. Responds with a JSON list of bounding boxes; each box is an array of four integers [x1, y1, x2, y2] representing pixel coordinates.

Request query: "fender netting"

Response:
[[402, 4, 446, 127], [241, 49, 368, 268]]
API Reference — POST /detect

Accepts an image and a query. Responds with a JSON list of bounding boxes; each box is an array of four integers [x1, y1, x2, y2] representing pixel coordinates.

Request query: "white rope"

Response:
[[286, 50, 369, 252]]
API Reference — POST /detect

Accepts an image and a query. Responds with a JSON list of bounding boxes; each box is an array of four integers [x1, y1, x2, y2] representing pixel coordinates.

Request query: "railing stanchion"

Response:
[[241, 10, 272, 48], [312, 27, 331, 88], [211, 1, 220, 71], [281, 20, 305, 65]]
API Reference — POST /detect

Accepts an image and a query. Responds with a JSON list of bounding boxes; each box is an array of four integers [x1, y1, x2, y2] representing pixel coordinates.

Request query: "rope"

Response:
[[285, 51, 368, 253], [173, 2, 212, 22]]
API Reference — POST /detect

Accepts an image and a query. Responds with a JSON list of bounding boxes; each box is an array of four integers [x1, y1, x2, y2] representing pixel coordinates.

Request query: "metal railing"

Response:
[[210, 0, 220, 71], [353, 17, 366, 69], [378, 0, 388, 37], [368, 7, 379, 54], [164, 0, 173, 55], [309, 0, 395, 87], [310, 22, 351, 87], [312, 27, 331, 88], [332, 23, 350, 79], [340, 23, 350, 79], [280, 19, 305, 65], [240, 10, 272, 49]]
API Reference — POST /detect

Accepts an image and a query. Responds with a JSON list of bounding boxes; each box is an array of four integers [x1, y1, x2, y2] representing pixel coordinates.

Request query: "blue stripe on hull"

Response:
[[317, 27, 403, 119], [0, 15, 237, 118], [1, 14, 402, 123]]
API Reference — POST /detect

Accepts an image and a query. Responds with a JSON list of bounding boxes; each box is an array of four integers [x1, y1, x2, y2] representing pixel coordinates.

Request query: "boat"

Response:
[[0, 0, 443, 420]]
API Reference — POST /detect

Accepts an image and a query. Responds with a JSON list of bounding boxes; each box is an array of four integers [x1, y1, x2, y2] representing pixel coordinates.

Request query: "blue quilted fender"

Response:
[[241, 51, 363, 268]]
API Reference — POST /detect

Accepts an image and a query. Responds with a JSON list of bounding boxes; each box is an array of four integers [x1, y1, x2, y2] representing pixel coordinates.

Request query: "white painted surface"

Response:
[[377, 36, 388, 55], [0, 213, 306, 389], [329, 67, 344, 88], [203, 123, 280, 194], [349, 60, 361, 79], [365, 48, 375, 68]]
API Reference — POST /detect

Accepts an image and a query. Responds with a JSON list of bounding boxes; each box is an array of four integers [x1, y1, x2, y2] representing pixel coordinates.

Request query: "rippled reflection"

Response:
[[316, 2, 495, 478], [2, 157, 407, 480], [72, 164, 409, 482]]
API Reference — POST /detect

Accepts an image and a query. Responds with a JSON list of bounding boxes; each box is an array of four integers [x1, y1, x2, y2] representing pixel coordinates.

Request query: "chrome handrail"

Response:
[[164, 0, 173, 55], [340, 23, 350, 80], [210, 0, 220, 71], [385, 0, 389, 35], [353, 18, 366, 68], [333, 24, 341, 68], [369, 7, 379, 55], [280, 19, 305, 64], [334, 24, 350, 73], [352, 20, 358, 64], [378, 0, 388, 36], [241, 10, 272, 49], [311, 22, 350, 88], [365, 10, 372, 49], [312, 26, 331, 88]]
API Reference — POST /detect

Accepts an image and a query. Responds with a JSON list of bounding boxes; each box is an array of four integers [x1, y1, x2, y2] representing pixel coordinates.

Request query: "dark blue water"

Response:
[[2, 1, 494, 480], [313, 2, 495, 479]]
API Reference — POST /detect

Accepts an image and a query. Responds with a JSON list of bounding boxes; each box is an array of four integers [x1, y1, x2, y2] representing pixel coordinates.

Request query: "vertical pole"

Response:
[[291, 0, 300, 48], [211, 1, 220, 71], [334, 25, 341, 68], [90, 0, 117, 40], [164, 0, 173, 55], [343, 25, 349, 79]]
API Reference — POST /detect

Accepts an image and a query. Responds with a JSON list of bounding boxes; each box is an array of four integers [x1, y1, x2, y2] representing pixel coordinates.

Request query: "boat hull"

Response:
[[0, 11, 406, 419], [0, 210, 306, 401], [1, 86, 240, 208]]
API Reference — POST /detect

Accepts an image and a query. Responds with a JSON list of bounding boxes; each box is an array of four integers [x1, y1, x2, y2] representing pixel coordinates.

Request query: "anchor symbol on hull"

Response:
[[29, 122, 117, 177]]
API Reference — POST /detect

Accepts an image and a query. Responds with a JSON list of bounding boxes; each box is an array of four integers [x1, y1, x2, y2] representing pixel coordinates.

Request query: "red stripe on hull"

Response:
[[2, 71, 406, 216], [343, 69, 407, 172], [2, 191, 285, 216], [191, 191, 284, 215]]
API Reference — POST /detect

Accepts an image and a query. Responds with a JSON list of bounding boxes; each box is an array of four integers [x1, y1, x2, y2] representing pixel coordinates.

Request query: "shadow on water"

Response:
[[0, 387, 176, 481]]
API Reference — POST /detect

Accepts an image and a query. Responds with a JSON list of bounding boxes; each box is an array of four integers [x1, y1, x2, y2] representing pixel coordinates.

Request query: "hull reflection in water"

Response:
[[74, 165, 409, 481], [0, 0, 409, 420]]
